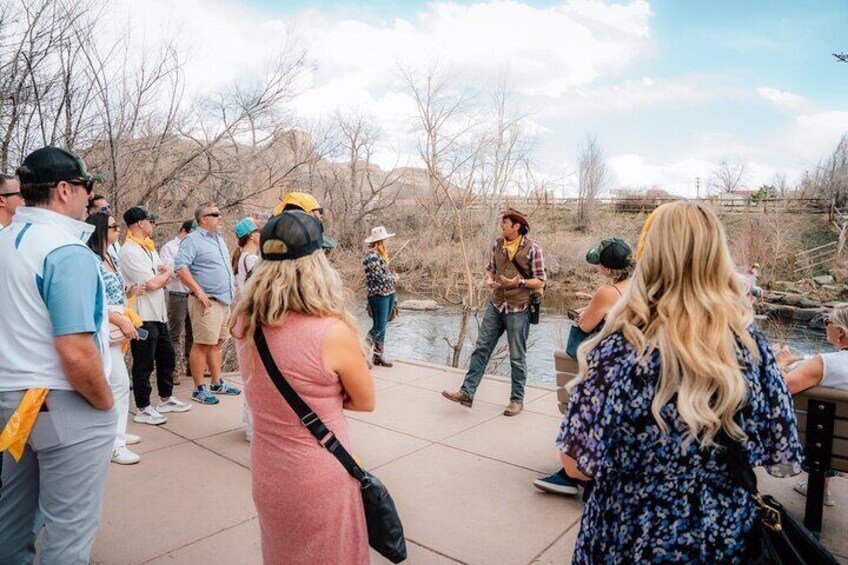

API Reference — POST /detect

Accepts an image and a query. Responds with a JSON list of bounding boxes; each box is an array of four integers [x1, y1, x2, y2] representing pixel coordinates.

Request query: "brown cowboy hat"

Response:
[[501, 208, 530, 230]]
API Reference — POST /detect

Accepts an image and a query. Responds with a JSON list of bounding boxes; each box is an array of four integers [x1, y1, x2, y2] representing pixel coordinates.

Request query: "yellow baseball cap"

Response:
[[271, 192, 321, 217]]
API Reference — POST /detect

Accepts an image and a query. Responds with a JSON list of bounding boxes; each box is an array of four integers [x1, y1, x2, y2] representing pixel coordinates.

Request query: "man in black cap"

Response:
[[0, 146, 114, 564], [442, 208, 547, 417], [120, 206, 191, 426]]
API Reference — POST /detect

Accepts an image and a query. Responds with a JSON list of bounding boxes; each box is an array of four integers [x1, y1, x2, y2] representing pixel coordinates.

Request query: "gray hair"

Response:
[[194, 202, 216, 222]]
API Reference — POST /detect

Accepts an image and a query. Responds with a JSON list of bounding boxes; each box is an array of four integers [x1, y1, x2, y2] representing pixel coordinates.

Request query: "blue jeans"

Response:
[[368, 293, 395, 344], [460, 302, 531, 403]]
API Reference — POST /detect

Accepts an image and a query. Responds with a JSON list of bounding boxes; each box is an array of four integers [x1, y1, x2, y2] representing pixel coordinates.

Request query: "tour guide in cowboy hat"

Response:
[[270, 192, 337, 251]]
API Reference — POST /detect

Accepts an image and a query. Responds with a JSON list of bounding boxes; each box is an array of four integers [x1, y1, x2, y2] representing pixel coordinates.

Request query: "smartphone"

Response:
[[136, 328, 149, 340]]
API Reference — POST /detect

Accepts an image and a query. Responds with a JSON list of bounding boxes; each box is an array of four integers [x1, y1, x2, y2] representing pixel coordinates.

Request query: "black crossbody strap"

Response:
[[510, 255, 532, 280], [254, 325, 366, 482], [716, 431, 760, 497]]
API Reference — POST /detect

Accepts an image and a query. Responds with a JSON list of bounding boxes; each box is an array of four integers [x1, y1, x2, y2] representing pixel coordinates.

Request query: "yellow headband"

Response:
[[635, 202, 674, 261]]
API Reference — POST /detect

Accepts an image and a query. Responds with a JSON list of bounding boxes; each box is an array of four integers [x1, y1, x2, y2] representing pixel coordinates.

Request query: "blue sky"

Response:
[[123, 0, 848, 195]]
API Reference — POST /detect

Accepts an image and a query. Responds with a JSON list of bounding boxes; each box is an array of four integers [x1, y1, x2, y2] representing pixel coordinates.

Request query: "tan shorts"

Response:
[[188, 296, 231, 345]]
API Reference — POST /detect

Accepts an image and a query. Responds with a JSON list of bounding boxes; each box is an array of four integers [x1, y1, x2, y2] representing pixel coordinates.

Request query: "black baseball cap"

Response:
[[17, 146, 105, 186], [260, 210, 323, 261], [180, 219, 196, 233], [586, 238, 632, 270], [123, 206, 157, 226]]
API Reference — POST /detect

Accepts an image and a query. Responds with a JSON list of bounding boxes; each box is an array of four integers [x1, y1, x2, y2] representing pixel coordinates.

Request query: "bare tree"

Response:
[[576, 135, 610, 231], [710, 159, 747, 194], [314, 109, 403, 246]]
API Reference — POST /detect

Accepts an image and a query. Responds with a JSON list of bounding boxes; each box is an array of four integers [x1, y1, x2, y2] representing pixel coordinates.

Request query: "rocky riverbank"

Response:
[[757, 275, 848, 327]]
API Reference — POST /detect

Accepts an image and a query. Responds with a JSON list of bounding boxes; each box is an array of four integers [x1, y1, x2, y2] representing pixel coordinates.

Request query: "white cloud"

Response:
[[789, 111, 848, 163], [757, 86, 812, 113], [606, 153, 784, 197]]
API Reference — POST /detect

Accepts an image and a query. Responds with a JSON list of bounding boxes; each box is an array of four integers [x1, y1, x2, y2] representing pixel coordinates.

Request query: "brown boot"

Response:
[[503, 402, 523, 417], [372, 341, 394, 367], [441, 390, 473, 408]]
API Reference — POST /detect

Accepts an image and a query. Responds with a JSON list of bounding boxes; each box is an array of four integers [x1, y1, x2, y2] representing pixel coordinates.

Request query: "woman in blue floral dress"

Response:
[[557, 202, 803, 564]]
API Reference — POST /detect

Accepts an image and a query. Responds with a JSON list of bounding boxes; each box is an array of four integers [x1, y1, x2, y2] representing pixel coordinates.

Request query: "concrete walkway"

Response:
[[92, 360, 847, 564]]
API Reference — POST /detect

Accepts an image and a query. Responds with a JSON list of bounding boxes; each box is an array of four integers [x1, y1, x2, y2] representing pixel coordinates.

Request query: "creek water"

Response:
[[357, 305, 832, 388]]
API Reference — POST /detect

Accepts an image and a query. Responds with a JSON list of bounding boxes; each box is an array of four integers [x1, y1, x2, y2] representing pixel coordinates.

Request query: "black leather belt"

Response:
[[169, 291, 189, 297]]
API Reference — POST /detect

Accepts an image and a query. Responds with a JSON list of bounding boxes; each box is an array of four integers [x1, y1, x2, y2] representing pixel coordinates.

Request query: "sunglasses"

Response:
[[68, 178, 95, 194], [108, 225, 120, 231], [0, 191, 21, 198], [203, 212, 222, 218]]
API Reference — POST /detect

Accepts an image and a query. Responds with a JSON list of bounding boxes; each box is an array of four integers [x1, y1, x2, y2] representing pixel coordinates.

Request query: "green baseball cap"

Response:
[[17, 146, 105, 186], [586, 238, 632, 270]]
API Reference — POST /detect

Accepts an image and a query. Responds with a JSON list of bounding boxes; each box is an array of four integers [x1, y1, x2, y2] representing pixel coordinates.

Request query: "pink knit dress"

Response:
[[234, 313, 369, 565]]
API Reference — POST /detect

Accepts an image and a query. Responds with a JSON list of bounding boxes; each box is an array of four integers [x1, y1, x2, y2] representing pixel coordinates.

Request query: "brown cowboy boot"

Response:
[[373, 341, 394, 367], [441, 390, 473, 408]]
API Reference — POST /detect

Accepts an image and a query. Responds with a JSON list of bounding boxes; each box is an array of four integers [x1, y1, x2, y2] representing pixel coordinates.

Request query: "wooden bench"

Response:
[[794, 385, 848, 534], [554, 350, 580, 414]]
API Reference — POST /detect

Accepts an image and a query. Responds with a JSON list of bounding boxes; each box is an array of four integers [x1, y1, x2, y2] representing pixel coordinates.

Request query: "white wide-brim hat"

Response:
[[364, 226, 395, 243]]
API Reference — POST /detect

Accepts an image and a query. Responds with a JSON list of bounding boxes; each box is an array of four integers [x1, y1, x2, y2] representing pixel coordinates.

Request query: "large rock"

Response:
[[398, 299, 442, 311], [813, 275, 835, 286]]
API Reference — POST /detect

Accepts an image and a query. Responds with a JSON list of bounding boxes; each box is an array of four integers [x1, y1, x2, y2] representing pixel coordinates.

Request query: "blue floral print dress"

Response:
[[99, 250, 127, 307], [556, 329, 802, 564]]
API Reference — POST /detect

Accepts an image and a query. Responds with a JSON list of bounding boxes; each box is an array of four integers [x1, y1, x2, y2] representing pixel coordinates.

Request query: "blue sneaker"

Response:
[[533, 469, 583, 496], [210, 379, 241, 396], [192, 386, 219, 405]]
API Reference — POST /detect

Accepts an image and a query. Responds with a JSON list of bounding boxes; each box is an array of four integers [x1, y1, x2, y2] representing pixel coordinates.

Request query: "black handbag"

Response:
[[254, 326, 407, 563], [718, 433, 839, 565]]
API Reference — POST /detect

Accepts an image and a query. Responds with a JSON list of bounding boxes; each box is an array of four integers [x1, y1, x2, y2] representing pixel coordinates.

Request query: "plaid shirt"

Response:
[[486, 237, 546, 314]]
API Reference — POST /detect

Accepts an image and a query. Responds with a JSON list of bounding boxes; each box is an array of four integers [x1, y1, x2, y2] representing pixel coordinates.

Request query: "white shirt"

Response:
[[160, 236, 189, 293], [821, 350, 848, 391], [119, 239, 167, 323], [236, 252, 260, 292]]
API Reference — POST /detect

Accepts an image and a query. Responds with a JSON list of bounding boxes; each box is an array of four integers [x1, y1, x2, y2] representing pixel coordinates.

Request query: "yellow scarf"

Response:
[[503, 236, 522, 261], [126, 232, 155, 252], [0, 388, 48, 461]]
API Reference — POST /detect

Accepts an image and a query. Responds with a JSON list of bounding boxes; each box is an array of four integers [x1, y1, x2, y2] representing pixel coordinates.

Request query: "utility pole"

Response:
[[695, 177, 701, 199]]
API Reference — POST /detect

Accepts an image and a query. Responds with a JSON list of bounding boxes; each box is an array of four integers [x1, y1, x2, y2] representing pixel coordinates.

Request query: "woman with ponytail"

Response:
[[232, 218, 260, 299], [556, 201, 803, 564]]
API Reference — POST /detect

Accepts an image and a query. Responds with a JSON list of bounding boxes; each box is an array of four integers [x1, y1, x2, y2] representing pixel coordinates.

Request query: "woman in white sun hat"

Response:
[[363, 226, 398, 367]]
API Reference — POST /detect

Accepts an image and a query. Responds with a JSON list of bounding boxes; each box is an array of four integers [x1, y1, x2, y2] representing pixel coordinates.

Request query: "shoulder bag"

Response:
[[718, 433, 839, 565], [254, 325, 407, 563]]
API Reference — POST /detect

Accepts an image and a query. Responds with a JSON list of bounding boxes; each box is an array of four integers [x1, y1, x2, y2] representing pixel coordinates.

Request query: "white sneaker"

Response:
[[156, 397, 192, 413], [133, 407, 167, 425], [111, 446, 141, 465], [125, 433, 141, 445], [794, 480, 836, 506]]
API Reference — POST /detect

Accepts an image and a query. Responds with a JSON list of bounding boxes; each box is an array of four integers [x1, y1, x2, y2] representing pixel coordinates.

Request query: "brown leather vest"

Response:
[[491, 236, 534, 309]]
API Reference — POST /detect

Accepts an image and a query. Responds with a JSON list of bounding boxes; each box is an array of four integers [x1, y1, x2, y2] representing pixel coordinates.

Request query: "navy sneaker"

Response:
[[533, 469, 583, 496]]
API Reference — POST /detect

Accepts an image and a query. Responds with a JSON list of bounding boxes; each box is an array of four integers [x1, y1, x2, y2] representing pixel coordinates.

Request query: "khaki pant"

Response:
[[188, 296, 230, 345]]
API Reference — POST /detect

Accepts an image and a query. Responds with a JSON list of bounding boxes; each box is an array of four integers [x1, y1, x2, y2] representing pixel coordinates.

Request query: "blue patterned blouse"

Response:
[[98, 250, 127, 307], [363, 249, 396, 297], [557, 329, 802, 564]]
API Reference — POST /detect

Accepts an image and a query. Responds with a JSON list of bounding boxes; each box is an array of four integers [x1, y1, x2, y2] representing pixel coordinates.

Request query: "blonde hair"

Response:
[[574, 201, 757, 447], [230, 241, 366, 358]]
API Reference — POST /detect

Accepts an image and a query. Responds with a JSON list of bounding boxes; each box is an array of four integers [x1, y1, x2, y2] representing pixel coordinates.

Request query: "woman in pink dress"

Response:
[[231, 211, 375, 565]]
